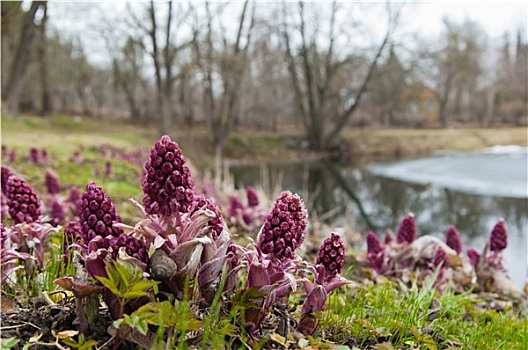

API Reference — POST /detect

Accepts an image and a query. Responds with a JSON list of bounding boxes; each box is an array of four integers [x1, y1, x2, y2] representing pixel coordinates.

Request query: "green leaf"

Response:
[[79, 340, 98, 350], [113, 260, 132, 289], [96, 276, 121, 297], [123, 290, 149, 299], [135, 319, 149, 336], [130, 280, 159, 292], [1, 337, 20, 349]]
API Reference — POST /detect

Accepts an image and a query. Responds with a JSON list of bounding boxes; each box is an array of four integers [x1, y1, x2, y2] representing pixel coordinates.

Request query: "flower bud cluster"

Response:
[[192, 195, 224, 240], [142, 135, 195, 216], [79, 182, 123, 243], [316, 232, 345, 279], [5, 175, 42, 224], [489, 219, 507, 252], [396, 213, 416, 244], [258, 191, 307, 261], [445, 225, 462, 254], [45, 170, 61, 195]]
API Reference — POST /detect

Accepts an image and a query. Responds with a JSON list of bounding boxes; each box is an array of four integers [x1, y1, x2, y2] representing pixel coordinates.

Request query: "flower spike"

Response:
[[258, 191, 307, 261], [142, 135, 195, 216]]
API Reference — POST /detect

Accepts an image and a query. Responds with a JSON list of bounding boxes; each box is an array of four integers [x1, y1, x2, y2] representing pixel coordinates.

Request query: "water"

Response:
[[228, 147, 528, 288]]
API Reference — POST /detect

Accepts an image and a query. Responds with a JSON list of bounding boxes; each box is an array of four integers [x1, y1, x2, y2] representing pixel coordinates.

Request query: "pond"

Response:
[[227, 146, 528, 288]]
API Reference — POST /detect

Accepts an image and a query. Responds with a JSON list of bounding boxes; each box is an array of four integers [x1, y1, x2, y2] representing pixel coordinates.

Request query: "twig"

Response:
[[0, 321, 41, 331], [97, 335, 116, 350]]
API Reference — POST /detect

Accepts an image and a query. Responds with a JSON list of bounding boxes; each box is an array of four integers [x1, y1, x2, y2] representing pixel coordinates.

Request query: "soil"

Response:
[[0, 297, 135, 350]]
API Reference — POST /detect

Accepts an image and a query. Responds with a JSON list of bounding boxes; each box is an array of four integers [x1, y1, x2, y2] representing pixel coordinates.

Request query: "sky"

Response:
[[46, 1, 527, 67], [404, 1, 526, 39]]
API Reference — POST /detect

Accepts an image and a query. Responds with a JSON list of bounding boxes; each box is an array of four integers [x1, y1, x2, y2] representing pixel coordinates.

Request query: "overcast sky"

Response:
[[47, 1, 527, 67], [405, 1, 526, 38]]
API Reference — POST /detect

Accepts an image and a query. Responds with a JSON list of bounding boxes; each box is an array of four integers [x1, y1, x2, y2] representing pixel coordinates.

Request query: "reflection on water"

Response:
[[229, 160, 527, 288]]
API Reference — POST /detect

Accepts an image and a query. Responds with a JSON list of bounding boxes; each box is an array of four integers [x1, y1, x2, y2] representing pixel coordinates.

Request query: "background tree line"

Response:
[[2, 1, 527, 152]]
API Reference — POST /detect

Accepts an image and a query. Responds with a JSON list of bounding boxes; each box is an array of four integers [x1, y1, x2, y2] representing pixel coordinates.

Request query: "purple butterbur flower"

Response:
[[433, 246, 448, 269], [29, 148, 40, 164], [396, 213, 417, 244], [142, 135, 195, 216], [5, 175, 42, 224], [192, 195, 224, 240], [108, 234, 148, 265], [466, 247, 480, 268], [66, 186, 82, 217], [299, 232, 350, 336], [258, 191, 307, 261], [246, 186, 259, 207], [79, 182, 123, 244], [366, 231, 386, 272], [45, 169, 61, 195], [445, 225, 463, 254], [49, 198, 66, 226], [489, 219, 508, 252], [315, 232, 345, 280], [432, 246, 448, 287], [1, 225, 32, 284], [1, 166, 16, 193], [228, 195, 244, 220]]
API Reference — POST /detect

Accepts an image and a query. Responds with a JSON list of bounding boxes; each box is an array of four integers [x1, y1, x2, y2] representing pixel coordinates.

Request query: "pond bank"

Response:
[[174, 126, 528, 170]]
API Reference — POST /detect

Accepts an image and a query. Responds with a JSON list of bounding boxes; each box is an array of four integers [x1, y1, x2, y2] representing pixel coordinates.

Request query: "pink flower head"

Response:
[[67, 186, 82, 217], [246, 186, 259, 207], [366, 231, 383, 255], [49, 199, 66, 226], [366, 231, 385, 272], [142, 135, 195, 216], [228, 195, 244, 219], [107, 234, 148, 264], [316, 232, 345, 279], [79, 182, 123, 243], [433, 246, 448, 269], [258, 191, 307, 261], [445, 225, 462, 254], [5, 175, 42, 224], [466, 247, 480, 268], [45, 169, 61, 196], [396, 213, 416, 244], [192, 195, 224, 240], [489, 219, 508, 252], [1, 166, 16, 193]]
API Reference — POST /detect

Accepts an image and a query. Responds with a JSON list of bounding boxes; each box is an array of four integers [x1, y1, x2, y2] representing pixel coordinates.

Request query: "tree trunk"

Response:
[[3, 1, 45, 116], [37, 1, 51, 116]]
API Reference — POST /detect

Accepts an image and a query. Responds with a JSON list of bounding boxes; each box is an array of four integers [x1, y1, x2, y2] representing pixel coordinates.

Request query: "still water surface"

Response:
[[228, 146, 527, 288]]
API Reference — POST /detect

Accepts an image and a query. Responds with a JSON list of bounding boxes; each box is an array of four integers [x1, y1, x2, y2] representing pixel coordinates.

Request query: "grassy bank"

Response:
[[2, 115, 527, 170]]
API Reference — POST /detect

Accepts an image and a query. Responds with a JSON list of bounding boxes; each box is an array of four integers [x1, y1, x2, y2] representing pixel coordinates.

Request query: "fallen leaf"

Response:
[[0, 295, 18, 313], [29, 333, 42, 343]]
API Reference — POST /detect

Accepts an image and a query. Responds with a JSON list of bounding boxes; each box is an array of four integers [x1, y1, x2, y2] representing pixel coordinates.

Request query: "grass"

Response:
[[320, 281, 527, 349], [1, 114, 527, 349]]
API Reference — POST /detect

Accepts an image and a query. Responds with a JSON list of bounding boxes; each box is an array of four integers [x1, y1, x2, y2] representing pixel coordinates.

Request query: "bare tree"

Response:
[[282, 1, 398, 151], [432, 18, 485, 127], [192, 0, 255, 152], [37, 1, 52, 115], [2, 1, 47, 116], [113, 37, 146, 123]]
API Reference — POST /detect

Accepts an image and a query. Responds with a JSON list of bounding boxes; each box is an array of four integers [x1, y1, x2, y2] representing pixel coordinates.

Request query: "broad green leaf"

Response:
[[130, 280, 159, 292], [135, 319, 149, 336], [96, 276, 121, 297], [123, 290, 149, 299], [113, 261, 132, 289], [1, 337, 20, 349]]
